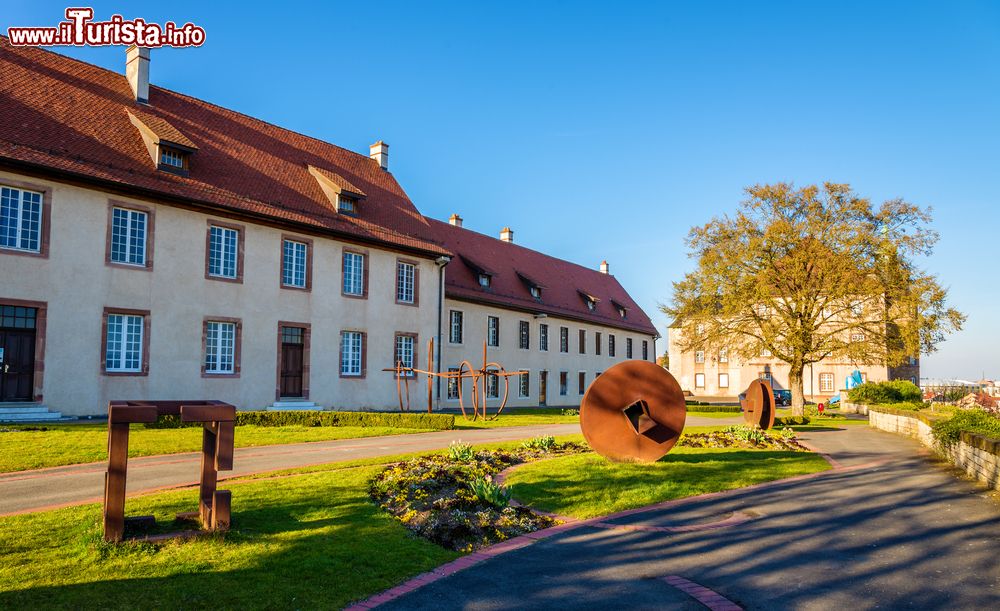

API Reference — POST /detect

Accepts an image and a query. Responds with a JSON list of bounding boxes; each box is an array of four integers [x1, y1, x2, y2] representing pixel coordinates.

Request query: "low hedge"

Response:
[[847, 380, 922, 405], [774, 416, 810, 426], [931, 410, 1000, 445], [146, 410, 456, 430], [687, 405, 741, 413]]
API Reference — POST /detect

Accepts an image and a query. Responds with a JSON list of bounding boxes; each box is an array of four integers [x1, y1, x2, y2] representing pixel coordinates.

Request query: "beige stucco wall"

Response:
[[0, 170, 440, 415], [667, 325, 891, 398], [439, 299, 657, 408]]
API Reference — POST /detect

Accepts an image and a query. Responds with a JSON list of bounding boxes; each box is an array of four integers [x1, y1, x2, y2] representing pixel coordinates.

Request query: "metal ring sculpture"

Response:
[[580, 360, 687, 462], [741, 378, 776, 430], [385, 340, 519, 421]]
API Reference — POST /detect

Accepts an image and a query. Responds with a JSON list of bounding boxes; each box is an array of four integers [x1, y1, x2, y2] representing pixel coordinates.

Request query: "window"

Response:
[[559, 371, 568, 396], [337, 194, 357, 215], [718, 373, 730, 388], [1, 185, 42, 253], [596, 332, 602, 355], [586, 300, 596, 311], [159, 147, 185, 168], [104, 312, 145, 373], [850, 332, 865, 342], [487, 316, 500, 347], [449, 311, 464, 344], [530, 286, 541, 299], [719, 348, 728, 363], [1, 306, 36, 329], [617, 306, 626, 319], [759, 371, 772, 384], [343, 251, 366, 297], [109, 206, 148, 266], [478, 274, 491, 288], [281, 239, 309, 289], [760, 347, 772, 358], [539, 324, 548, 351], [518, 370, 530, 398], [695, 323, 704, 335], [695, 350, 705, 364], [560, 327, 569, 353], [861, 372, 868, 383], [207, 224, 240, 280], [579, 329, 586, 354], [819, 373, 835, 392], [340, 331, 364, 377], [519, 321, 530, 349], [626, 338, 633, 359], [609, 334, 616, 357], [642, 340, 648, 361], [396, 261, 416, 304], [486, 369, 499, 398], [695, 373, 705, 388], [394, 334, 416, 376], [204, 320, 238, 375], [447, 367, 460, 399], [578, 371, 586, 395]]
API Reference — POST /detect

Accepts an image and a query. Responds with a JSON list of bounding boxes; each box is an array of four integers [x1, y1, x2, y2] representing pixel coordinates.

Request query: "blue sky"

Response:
[[6, 1, 999, 379]]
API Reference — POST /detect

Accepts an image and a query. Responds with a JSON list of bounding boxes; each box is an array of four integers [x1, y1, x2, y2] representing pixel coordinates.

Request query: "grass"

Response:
[[687, 410, 744, 419], [453, 407, 579, 429], [0, 424, 435, 473], [506, 446, 831, 519], [0, 430, 831, 607]]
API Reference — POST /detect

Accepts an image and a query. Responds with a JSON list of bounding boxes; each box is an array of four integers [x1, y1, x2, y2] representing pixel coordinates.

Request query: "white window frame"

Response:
[[110, 207, 147, 266], [395, 334, 415, 376], [396, 262, 415, 304], [337, 194, 357, 214], [695, 373, 706, 388], [204, 321, 236, 374], [719, 348, 728, 363], [478, 274, 491, 288], [0, 186, 42, 253], [819, 373, 835, 392], [282, 239, 308, 288], [449, 310, 464, 344], [559, 371, 568, 396], [486, 369, 500, 398], [447, 367, 460, 399], [539, 324, 548, 351], [105, 313, 144, 372], [626, 338, 633, 359], [518, 370, 530, 398], [519, 321, 530, 350], [340, 331, 363, 376], [208, 225, 239, 279], [718, 372, 730, 388], [609, 334, 616, 357], [343, 251, 365, 296], [160, 147, 184, 168], [487, 316, 500, 347]]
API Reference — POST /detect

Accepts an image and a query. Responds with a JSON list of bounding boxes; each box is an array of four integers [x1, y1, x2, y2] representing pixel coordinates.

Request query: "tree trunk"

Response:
[[789, 365, 806, 416]]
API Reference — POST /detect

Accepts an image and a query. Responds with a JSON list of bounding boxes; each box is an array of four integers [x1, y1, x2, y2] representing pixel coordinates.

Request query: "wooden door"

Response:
[[279, 327, 304, 398], [0, 329, 35, 402], [539, 370, 547, 406]]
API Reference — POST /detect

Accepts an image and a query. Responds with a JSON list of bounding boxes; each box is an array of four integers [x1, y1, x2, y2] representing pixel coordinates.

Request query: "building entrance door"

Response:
[[279, 326, 305, 398], [539, 370, 547, 406], [0, 306, 37, 402]]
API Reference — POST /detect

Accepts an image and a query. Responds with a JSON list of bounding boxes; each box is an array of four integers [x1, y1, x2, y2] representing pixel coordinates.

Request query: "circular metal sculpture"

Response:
[[580, 360, 687, 462], [741, 378, 776, 430]]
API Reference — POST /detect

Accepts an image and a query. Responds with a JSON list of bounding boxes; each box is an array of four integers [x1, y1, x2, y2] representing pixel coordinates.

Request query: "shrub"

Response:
[[145, 410, 456, 430], [932, 409, 1000, 445], [469, 475, 512, 508], [448, 441, 475, 462], [561, 409, 580, 416], [521, 436, 556, 452], [773, 416, 810, 426], [686, 405, 742, 413], [847, 380, 922, 405], [724, 424, 768, 444]]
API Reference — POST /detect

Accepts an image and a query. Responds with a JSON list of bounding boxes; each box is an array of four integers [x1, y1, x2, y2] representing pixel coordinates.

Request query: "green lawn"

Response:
[[686, 410, 743, 419], [454, 408, 579, 429], [506, 446, 831, 518], [0, 424, 434, 473]]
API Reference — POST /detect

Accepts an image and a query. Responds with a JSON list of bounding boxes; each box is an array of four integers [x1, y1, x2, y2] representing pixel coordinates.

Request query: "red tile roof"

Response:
[[0, 38, 447, 256], [426, 218, 658, 336]]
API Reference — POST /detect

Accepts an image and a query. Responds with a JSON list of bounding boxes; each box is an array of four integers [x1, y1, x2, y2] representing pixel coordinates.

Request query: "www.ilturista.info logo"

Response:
[[7, 8, 205, 47]]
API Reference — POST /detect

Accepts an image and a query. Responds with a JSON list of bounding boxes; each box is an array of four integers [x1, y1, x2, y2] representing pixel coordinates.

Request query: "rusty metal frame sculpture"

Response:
[[103, 400, 235, 542], [384, 339, 520, 421], [580, 360, 688, 462], [740, 378, 776, 430]]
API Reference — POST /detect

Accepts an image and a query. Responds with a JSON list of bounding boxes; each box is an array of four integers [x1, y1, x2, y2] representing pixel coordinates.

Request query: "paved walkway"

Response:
[[0, 415, 739, 515], [364, 426, 1000, 610]]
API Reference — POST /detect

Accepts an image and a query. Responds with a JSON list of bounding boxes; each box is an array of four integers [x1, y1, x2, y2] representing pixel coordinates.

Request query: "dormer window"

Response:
[[618, 307, 626, 318], [586, 300, 595, 311], [478, 274, 491, 288], [338, 194, 357, 215], [160, 147, 185, 168], [530, 286, 541, 299]]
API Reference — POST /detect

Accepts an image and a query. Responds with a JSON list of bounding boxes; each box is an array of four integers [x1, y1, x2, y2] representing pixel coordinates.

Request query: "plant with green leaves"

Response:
[[447, 441, 475, 462], [468, 475, 512, 508], [664, 182, 964, 415], [521, 435, 556, 452]]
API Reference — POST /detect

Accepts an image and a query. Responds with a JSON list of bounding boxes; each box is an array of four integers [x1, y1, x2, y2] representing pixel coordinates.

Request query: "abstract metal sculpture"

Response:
[[385, 339, 521, 421], [740, 378, 776, 430], [103, 400, 235, 542], [580, 360, 687, 462]]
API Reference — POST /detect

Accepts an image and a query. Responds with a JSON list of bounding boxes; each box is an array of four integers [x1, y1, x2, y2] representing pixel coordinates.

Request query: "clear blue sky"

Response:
[[6, 1, 999, 379]]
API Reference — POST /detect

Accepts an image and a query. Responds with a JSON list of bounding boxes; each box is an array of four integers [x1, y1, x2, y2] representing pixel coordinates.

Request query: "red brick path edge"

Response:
[[345, 446, 886, 610]]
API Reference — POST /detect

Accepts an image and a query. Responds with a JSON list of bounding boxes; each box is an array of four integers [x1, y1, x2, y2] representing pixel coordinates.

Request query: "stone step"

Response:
[[0, 404, 51, 413], [268, 400, 321, 411], [0, 403, 65, 422]]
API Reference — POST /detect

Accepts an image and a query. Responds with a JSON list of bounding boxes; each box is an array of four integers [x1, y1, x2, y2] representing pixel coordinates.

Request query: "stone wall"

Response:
[[869, 408, 1000, 491], [840, 401, 869, 415]]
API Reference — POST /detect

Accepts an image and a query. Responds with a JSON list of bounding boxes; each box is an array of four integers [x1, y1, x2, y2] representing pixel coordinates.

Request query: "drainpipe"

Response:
[[434, 256, 451, 407]]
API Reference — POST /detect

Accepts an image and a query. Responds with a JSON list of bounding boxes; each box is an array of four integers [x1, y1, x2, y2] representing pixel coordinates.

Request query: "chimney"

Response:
[[449, 213, 463, 228], [599, 260, 610, 274], [369, 141, 389, 170], [125, 46, 150, 103], [500, 227, 514, 243]]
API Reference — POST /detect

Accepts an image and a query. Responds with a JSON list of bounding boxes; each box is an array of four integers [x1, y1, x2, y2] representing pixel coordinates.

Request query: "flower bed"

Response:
[[678, 425, 809, 451], [369, 439, 586, 551]]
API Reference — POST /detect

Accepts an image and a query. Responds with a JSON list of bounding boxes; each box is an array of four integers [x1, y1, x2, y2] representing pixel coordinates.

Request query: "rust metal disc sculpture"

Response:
[[580, 360, 687, 462], [741, 378, 776, 430]]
